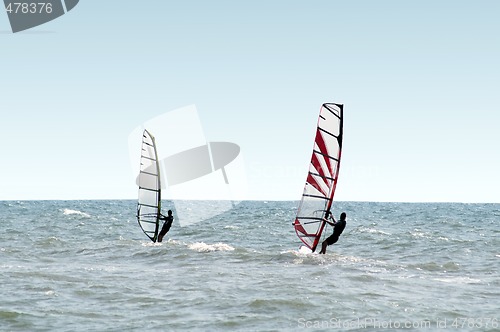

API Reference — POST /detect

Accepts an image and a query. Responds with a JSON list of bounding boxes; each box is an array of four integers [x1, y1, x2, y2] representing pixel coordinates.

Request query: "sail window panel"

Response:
[[304, 176, 328, 198], [138, 189, 159, 206], [319, 112, 341, 139], [138, 171, 158, 190], [142, 144, 156, 159], [311, 150, 333, 186]]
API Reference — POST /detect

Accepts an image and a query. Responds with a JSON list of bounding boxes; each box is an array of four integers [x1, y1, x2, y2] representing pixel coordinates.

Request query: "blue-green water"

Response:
[[1, 201, 499, 331]]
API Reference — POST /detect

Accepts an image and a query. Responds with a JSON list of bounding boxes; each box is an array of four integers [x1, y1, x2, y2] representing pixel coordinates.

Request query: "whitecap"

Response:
[[433, 276, 481, 284], [63, 209, 90, 218], [298, 246, 313, 254], [188, 242, 234, 252], [410, 231, 432, 239], [223, 225, 239, 230], [141, 241, 162, 247], [359, 227, 391, 235], [139, 238, 182, 247], [283, 246, 321, 258], [280, 248, 301, 256], [166, 238, 182, 245]]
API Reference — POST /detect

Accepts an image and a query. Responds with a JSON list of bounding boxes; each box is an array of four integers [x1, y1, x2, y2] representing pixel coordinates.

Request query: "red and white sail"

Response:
[[293, 103, 343, 252]]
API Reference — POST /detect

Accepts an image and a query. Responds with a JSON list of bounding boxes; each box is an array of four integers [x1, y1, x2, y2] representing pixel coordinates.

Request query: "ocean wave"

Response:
[[62, 209, 91, 218], [283, 248, 370, 267], [409, 230, 433, 239], [408, 261, 460, 272], [433, 276, 481, 284], [358, 227, 391, 235], [188, 242, 235, 252], [140, 241, 163, 247], [0, 310, 22, 320], [223, 225, 239, 230]]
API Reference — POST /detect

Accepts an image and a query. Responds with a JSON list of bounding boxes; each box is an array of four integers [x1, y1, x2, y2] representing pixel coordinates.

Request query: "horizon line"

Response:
[[1, 198, 499, 204]]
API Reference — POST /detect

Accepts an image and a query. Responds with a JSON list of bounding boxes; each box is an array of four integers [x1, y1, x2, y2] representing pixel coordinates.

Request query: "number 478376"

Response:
[[5, 2, 53, 14]]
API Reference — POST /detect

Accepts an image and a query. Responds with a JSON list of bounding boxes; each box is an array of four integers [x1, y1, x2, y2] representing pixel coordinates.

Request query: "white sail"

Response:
[[137, 129, 161, 242], [293, 103, 343, 251]]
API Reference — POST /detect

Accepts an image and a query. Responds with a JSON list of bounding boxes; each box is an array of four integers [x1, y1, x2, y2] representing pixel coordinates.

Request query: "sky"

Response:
[[1, 1, 499, 203]]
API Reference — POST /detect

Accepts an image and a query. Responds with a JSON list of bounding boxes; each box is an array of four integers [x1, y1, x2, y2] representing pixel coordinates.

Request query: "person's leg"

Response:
[[319, 240, 328, 254], [158, 228, 166, 242]]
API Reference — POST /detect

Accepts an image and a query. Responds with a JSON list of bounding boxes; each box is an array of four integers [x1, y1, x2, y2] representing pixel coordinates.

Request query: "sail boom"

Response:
[[141, 220, 158, 225], [300, 219, 323, 225]]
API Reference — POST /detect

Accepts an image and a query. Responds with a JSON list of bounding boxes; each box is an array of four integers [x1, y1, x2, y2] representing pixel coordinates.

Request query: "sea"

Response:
[[0, 200, 498, 331]]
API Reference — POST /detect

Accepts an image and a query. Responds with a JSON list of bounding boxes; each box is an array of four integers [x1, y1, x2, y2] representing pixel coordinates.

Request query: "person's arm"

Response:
[[324, 215, 336, 227], [329, 214, 337, 226]]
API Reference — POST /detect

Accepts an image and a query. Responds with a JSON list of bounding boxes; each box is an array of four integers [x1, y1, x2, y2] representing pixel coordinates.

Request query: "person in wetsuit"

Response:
[[319, 211, 346, 254], [157, 209, 174, 243]]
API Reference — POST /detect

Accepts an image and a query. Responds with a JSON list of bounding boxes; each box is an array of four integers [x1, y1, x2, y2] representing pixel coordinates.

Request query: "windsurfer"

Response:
[[158, 210, 174, 242], [319, 211, 346, 254]]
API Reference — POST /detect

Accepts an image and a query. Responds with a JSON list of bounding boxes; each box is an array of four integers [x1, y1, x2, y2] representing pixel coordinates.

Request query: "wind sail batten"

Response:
[[309, 172, 335, 182], [293, 103, 344, 252], [137, 129, 161, 242]]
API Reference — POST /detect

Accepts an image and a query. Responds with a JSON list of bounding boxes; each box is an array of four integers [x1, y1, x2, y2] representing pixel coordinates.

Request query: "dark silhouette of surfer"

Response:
[[319, 211, 346, 254], [158, 210, 174, 242]]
